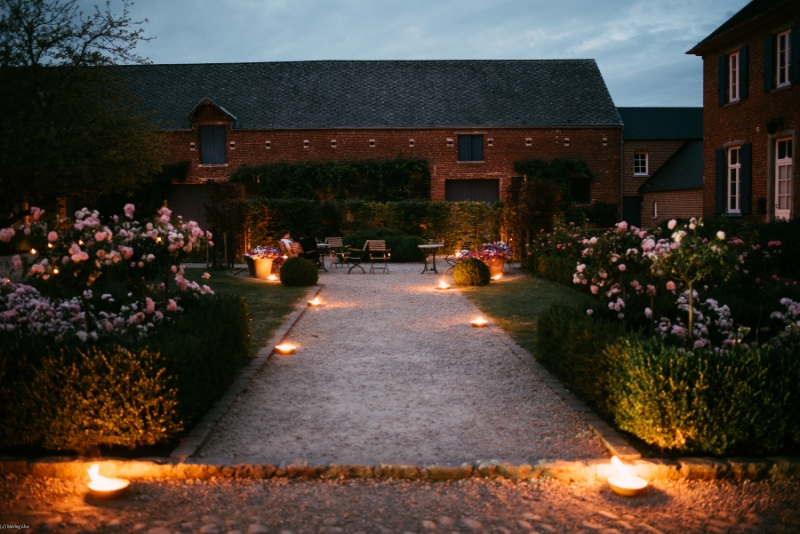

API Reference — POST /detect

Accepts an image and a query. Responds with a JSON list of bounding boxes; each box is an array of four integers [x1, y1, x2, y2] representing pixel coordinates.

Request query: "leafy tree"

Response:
[[0, 0, 163, 227]]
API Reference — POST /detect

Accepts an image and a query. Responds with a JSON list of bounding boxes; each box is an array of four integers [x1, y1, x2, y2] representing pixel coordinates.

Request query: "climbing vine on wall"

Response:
[[230, 156, 431, 202]]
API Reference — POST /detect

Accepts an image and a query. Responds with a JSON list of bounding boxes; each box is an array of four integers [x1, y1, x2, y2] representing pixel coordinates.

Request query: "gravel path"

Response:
[[3, 475, 800, 533], [198, 262, 607, 465]]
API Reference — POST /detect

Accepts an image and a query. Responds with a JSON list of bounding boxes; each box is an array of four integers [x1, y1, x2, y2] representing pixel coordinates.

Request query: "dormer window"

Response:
[[199, 126, 226, 164]]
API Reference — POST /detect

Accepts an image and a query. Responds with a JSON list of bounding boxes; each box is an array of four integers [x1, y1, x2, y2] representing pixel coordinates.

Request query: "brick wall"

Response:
[[700, 5, 800, 222], [622, 140, 686, 196], [161, 105, 622, 210], [640, 189, 704, 230]]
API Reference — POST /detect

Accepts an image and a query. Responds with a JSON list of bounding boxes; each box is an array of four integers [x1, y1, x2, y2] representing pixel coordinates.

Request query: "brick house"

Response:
[[687, 0, 799, 222], [638, 141, 704, 230], [120, 60, 622, 223], [617, 107, 703, 228]]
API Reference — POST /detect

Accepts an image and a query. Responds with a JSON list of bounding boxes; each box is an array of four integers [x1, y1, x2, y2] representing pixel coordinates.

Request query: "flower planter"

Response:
[[253, 257, 274, 279], [485, 257, 505, 276], [244, 256, 256, 277]]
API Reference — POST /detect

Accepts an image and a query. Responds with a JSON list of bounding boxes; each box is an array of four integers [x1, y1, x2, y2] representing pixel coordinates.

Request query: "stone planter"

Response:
[[485, 257, 505, 276], [244, 256, 256, 277]]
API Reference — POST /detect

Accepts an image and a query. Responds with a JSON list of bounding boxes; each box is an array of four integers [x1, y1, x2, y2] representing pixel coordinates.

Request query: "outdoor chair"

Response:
[[299, 237, 326, 271], [343, 244, 367, 274], [366, 240, 391, 274], [444, 242, 470, 274], [325, 237, 346, 269]]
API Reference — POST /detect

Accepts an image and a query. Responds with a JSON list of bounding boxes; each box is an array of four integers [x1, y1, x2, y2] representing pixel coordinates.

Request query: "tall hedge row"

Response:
[[0, 295, 251, 453]]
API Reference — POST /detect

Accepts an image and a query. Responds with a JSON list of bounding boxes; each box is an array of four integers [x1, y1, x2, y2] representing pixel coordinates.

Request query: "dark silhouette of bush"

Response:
[[453, 258, 490, 286]]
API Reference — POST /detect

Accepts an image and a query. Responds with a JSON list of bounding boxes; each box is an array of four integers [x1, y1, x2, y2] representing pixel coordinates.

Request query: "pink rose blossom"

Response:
[[202, 272, 211, 279], [618, 264, 626, 271], [144, 297, 155, 314], [666, 281, 676, 291], [123, 203, 135, 219], [590, 285, 599, 294], [48, 231, 58, 242], [167, 299, 178, 311]]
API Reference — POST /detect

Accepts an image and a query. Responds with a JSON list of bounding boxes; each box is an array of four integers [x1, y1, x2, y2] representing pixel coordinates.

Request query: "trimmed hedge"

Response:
[[606, 337, 800, 455], [453, 258, 491, 286], [0, 295, 251, 453], [535, 302, 622, 417], [526, 253, 577, 287], [280, 256, 319, 286]]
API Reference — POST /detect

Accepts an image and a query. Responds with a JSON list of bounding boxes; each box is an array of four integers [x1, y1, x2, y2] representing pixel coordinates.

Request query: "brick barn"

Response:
[[120, 60, 623, 225], [688, 0, 799, 222]]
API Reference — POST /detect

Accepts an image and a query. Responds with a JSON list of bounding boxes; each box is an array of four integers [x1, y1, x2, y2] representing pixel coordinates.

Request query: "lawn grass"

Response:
[[459, 272, 593, 357], [183, 268, 310, 357]]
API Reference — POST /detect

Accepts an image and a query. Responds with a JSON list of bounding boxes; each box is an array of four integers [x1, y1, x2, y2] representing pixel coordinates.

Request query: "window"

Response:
[[199, 126, 225, 164], [777, 30, 791, 88], [775, 138, 794, 221], [728, 147, 741, 213], [569, 176, 590, 204], [458, 135, 483, 161], [729, 52, 740, 101], [633, 153, 648, 176]]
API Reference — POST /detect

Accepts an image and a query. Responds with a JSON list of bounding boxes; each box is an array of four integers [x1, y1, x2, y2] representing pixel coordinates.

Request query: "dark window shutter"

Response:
[[445, 179, 500, 202], [718, 55, 727, 104], [764, 34, 774, 91], [471, 135, 483, 161], [200, 126, 226, 164], [791, 24, 800, 84], [740, 143, 752, 215], [715, 148, 725, 214], [458, 136, 471, 161], [739, 45, 749, 99]]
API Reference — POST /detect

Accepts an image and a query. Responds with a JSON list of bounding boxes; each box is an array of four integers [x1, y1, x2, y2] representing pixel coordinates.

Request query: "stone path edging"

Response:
[[450, 285, 642, 460], [2, 456, 799, 483], [170, 283, 323, 459]]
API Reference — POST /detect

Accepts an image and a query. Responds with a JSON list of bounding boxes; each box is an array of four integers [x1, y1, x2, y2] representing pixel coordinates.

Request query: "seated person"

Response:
[[280, 231, 293, 248]]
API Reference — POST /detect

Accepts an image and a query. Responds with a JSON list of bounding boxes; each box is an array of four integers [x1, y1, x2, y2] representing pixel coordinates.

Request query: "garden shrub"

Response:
[[527, 254, 577, 287], [0, 294, 251, 452], [453, 258, 490, 286], [606, 337, 800, 455], [535, 302, 623, 417], [390, 235, 426, 262], [280, 256, 319, 286]]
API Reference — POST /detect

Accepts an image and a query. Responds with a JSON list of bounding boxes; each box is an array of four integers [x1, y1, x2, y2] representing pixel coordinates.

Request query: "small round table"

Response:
[[418, 244, 445, 274]]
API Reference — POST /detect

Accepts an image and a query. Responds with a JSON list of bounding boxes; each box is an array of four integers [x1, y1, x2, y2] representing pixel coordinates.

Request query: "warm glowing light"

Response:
[[492, 273, 502, 280], [47, 243, 53, 248], [267, 274, 278, 281], [79, 240, 84, 246], [282, 254, 288, 259], [607, 456, 648, 496], [437, 280, 451, 290], [308, 297, 321, 306], [275, 343, 297, 354], [30, 248, 37, 254], [53, 268, 59, 274], [471, 317, 488, 327], [87, 464, 129, 498], [156, 237, 162, 243]]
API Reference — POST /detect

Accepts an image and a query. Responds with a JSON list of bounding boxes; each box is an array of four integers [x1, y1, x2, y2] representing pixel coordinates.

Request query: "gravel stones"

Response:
[[198, 263, 606, 465]]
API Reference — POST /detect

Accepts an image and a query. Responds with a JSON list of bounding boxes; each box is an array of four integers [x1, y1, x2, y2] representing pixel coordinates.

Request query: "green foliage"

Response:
[[0, 0, 161, 227], [390, 235, 426, 262], [94, 161, 190, 217], [453, 258, 491, 286], [206, 182, 247, 268], [566, 202, 618, 228], [230, 156, 431, 202], [606, 337, 800, 455], [0, 336, 181, 453], [536, 303, 622, 417], [526, 254, 577, 287], [280, 256, 319, 286]]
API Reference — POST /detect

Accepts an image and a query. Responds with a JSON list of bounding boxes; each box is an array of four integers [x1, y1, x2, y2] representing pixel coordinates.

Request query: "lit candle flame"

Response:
[[47, 243, 54, 248], [87, 464, 128, 492], [437, 280, 450, 290], [275, 343, 297, 354], [611, 456, 635, 483], [309, 297, 321, 306], [492, 273, 502, 280], [471, 317, 488, 327], [267, 274, 278, 281], [608, 456, 648, 495], [30, 248, 37, 254], [53, 268, 59, 274]]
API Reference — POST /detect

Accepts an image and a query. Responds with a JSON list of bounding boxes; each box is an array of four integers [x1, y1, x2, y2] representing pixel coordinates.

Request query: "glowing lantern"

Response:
[[275, 343, 297, 355], [471, 317, 488, 327], [30, 248, 37, 255], [308, 297, 321, 306], [492, 273, 502, 281], [607, 456, 648, 496], [53, 268, 59, 274], [437, 280, 451, 290], [47, 243, 54, 248], [87, 464, 129, 499], [267, 274, 278, 281]]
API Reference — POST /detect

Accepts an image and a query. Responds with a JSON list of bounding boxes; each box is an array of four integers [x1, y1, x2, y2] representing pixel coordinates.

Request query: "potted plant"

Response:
[[457, 242, 513, 276], [244, 246, 282, 279]]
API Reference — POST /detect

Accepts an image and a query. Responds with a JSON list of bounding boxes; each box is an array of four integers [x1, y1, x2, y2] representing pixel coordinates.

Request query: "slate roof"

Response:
[[617, 107, 703, 140], [116, 60, 623, 130], [639, 141, 704, 193], [688, 0, 794, 54]]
